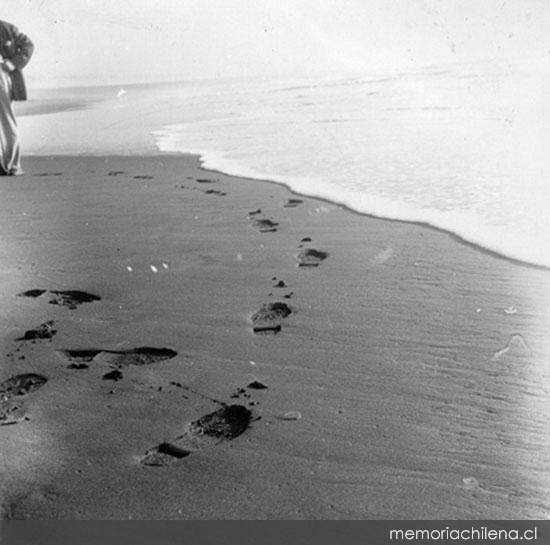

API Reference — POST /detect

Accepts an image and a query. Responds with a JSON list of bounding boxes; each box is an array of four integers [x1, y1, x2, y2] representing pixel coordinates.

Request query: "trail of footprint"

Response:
[[249, 217, 279, 233], [297, 249, 328, 267], [103, 370, 123, 381], [284, 198, 304, 208], [0, 398, 27, 426], [251, 302, 292, 334], [16, 321, 56, 341], [140, 404, 252, 466], [17, 289, 46, 298], [0, 374, 48, 396], [203, 189, 227, 196], [48, 291, 101, 309], [17, 289, 101, 309], [57, 346, 178, 369], [0, 373, 48, 426]]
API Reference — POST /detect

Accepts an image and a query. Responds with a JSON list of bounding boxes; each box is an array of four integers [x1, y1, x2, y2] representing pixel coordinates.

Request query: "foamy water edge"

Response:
[[154, 128, 550, 270]]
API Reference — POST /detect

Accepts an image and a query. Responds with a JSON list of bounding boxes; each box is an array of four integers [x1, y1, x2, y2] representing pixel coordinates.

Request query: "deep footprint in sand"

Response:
[[0, 373, 48, 396], [17, 288, 101, 308], [17, 289, 100, 308], [17, 289, 47, 298], [250, 217, 279, 233], [140, 405, 252, 466], [0, 397, 28, 425], [103, 370, 123, 381], [16, 320, 57, 341], [297, 248, 329, 267], [251, 302, 292, 334], [203, 189, 227, 196], [0, 373, 48, 425], [57, 346, 177, 368], [48, 290, 101, 309], [284, 198, 304, 208], [67, 363, 89, 370]]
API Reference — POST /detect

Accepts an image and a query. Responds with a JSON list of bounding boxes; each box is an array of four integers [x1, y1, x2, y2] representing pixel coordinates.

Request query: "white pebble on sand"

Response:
[[150, 265, 158, 273], [277, 411, 302, 421]]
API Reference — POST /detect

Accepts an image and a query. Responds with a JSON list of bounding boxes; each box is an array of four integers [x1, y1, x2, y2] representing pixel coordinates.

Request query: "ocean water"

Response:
[[21, 59, 549, 268]]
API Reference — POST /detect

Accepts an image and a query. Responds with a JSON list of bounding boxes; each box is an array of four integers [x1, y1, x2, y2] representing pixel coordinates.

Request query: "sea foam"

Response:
[[153, 61, 550, 268]]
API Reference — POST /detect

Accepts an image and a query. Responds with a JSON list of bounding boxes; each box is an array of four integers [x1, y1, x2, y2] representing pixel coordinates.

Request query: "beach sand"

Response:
[[0, 154, 549, 519]]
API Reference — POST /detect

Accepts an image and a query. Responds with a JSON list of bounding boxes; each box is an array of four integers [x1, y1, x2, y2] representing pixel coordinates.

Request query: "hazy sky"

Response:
[[4, 0, 549, 87]]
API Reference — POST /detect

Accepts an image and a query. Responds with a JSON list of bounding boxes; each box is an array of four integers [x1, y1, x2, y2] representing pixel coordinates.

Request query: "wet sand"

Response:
[[0, 154, 549, 519]]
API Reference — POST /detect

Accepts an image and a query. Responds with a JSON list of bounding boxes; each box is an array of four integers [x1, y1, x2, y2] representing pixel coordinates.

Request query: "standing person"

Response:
[[0, 19, 34, 176]]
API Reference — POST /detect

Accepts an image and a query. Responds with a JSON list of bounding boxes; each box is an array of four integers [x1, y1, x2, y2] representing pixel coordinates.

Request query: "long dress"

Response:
[[0, 20, 34, 176], [0, 64, 21, 175]]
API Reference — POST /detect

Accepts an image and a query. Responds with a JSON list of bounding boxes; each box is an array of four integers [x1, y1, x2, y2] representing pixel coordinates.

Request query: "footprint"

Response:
[[67, 363, 89, 370], [250, 218, 279, 233], [284, 198, 304, 208], [32, 172, 62, 177], [103, 370, 123, 381], [140, 405, 252, 466], [297, 249, 328, 267], [48, 290, 101, 309], [16, 321, 56, 341], [108, 171, 125, 176], [0, 373, 48, 396], [0, 397, 28, 425], [196, 178, 217, 184], [251, 302, 292, 334], [247, 380, 268, 390], [203, 189, 227, 196], [57, 349, 101, 363], [0, 374, 48, 425], [16, 289, 100, 308], [16, 289, 47, 298], [133, 175, 153, 180], [57, 346, 177, 368]]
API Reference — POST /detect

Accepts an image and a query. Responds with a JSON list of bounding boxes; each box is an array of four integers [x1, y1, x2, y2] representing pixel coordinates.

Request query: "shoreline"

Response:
[[194, 159, 550, 274], [24, 152, 550, 273], [1, 154, 549, 519]]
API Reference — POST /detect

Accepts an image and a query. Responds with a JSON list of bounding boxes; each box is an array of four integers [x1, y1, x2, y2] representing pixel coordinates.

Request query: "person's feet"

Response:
[[1, 167, 24, 176]]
